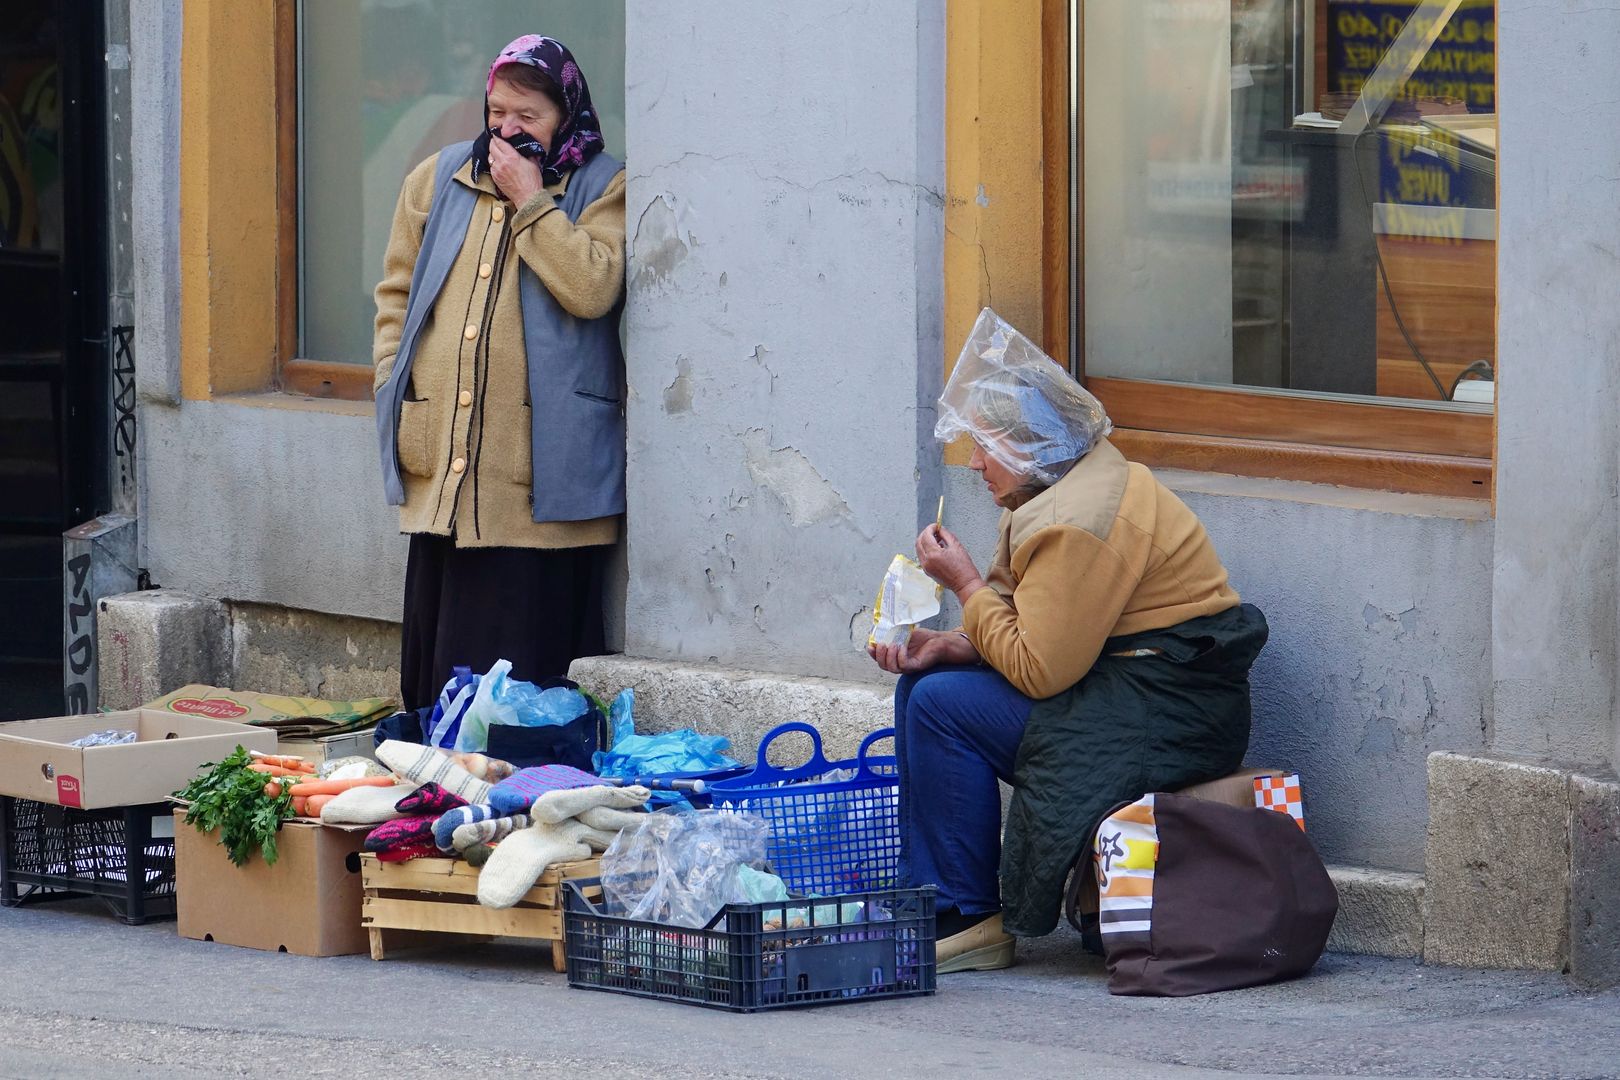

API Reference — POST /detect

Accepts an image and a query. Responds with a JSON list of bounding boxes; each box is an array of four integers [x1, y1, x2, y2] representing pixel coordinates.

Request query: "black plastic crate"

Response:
[[563, 878, 935, 1012], [0, 797, 177, 925]]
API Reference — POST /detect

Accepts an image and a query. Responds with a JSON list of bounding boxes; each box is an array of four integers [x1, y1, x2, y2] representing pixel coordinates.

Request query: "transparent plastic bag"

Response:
[[453, 659, 590, 753], [935, 307, 1112, 485], [69, 729, 137, 748], [866, 554, 941, 649], [600, 810, 771, 928]]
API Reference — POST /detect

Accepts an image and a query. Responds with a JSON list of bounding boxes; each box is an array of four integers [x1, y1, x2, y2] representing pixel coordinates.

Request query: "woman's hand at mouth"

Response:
[[916, 524, 987, 605]]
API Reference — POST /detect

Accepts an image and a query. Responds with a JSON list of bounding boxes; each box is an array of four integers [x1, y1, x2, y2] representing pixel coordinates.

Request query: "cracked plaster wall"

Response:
[[622, 0, 946, 680], [945, 466, 1494, 873]]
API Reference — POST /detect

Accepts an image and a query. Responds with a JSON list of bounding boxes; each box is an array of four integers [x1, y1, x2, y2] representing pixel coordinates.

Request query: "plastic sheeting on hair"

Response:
[[935, 308, 1112, 486]]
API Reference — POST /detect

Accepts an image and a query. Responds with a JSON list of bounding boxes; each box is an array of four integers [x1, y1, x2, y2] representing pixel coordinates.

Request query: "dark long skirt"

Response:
[[399, 533, 608, 712]]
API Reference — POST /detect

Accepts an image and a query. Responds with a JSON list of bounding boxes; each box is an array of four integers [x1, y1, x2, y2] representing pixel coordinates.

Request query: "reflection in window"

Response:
[[1083, 0, 1496, 408], [0, 2, 63, 253], [299, 0, 626, 364]]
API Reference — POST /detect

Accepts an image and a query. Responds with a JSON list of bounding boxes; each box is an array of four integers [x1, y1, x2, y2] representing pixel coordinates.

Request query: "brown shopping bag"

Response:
[[1093, 792, 1338, 996]]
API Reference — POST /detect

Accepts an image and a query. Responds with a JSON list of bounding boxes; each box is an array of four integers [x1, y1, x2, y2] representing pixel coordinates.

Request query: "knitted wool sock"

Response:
[[377, 838, 443, 863], [531, 784, 651, 825], [476, 819, 592, 909], [578, 806, 646, 833], [487, 764, 601, 816], [364, 814, 438, 854], [463, 843, 495, 868], [433, 804, 502, 852], [450, 813, 533, 853], [320, 781, 420, 824], [394, 782, 468, 817], [376, 740, 494, 805], [577, 824, 621, 853]]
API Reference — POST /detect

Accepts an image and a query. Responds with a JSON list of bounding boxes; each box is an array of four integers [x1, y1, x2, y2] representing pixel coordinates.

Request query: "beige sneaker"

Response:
[[936, 912, 1016, 973]]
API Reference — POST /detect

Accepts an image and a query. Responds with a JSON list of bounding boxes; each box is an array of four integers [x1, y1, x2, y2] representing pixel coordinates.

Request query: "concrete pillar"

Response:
[[1490, 1, 1620, 768], [129, 0, 182, 409], [97, 590, 228, 710], [621, 0, 946, 682], [1418, 0, 1620, 988]]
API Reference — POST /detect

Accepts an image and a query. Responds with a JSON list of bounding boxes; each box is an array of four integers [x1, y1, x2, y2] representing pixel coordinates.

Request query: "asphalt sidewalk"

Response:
[[0, 899, 1615, 1079]]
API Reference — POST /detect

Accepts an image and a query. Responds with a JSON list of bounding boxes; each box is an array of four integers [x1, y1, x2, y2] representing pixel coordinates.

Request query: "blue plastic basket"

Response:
[[707, 723, 899, 896], [563, 878, 935, 1012], [611, 765, 752, 809]]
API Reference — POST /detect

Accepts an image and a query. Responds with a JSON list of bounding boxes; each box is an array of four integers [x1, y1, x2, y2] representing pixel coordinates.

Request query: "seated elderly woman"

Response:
[[868, 313, 1268, 973]]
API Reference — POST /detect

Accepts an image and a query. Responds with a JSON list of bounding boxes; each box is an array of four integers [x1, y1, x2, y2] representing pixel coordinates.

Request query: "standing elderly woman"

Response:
[[373, 36, 626, 711], [869, 311, 1268, 973]]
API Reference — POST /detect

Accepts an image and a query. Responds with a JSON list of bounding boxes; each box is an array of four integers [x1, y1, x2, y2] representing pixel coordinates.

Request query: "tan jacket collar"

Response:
[[1003, 438, 1130, 556]]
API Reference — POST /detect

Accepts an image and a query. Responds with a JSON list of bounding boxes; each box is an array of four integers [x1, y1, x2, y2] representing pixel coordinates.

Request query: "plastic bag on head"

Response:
[[935, 307, 1112, 486]]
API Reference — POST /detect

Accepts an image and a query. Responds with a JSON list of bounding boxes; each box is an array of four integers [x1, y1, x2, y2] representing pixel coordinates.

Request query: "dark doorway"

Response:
[[0, 2, 108, 721]]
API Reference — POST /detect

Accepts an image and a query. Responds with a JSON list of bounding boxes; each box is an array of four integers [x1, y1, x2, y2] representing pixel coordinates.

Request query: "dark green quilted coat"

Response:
[[999, 603, 1269, 937]]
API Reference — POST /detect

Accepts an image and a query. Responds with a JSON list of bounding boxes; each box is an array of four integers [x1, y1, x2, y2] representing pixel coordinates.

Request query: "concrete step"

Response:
[[569, 653, 891, 767]]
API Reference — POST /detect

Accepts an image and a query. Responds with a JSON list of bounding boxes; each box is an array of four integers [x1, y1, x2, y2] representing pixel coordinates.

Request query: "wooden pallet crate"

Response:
[[360, 853, 600, 971]]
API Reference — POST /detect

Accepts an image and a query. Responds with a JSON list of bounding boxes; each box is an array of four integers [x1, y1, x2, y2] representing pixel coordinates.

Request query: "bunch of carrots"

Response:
[[247, 752, 396, 818]]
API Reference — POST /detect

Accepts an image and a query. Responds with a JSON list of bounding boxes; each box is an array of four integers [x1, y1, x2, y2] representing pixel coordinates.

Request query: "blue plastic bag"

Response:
[[453, 659, 592, 753], [426, 666, 477, 749], [592, 688, 741, 789]]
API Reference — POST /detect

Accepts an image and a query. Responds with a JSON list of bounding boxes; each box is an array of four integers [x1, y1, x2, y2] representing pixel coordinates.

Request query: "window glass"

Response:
[[298, 0, 626, 364], [1082, 0, 1496, 409], [0, 2, 63, 254]]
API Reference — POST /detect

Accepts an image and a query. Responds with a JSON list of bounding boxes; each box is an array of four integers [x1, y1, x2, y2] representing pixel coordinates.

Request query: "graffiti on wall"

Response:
[[63, 551, 94, 714], [112, 323, 135, 508]]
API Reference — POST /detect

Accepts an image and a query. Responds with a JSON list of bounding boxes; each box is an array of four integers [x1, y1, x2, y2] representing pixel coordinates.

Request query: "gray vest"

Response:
[[375, 142, 626, 522]]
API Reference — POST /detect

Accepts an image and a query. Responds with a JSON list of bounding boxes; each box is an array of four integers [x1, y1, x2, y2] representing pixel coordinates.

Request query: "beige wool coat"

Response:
[[373, 152, 627, 549]]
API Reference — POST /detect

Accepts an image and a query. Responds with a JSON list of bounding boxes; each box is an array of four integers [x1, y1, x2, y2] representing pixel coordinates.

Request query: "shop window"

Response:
[[1076, 0, 1496, 496], [281, 0, 626, 398]]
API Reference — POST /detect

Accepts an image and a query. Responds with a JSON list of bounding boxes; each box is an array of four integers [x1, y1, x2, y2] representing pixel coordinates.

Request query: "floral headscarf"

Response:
[[470, 35, 605, 188]]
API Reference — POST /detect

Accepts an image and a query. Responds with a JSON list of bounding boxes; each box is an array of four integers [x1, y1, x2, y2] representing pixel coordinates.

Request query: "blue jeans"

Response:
[[894, 664, 1033, 915]]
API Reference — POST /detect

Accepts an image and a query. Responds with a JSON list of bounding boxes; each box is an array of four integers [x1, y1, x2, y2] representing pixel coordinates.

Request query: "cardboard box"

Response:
[[142, 685, 393, 740], [175, 812, 372, 956], [0, 711, 277, 810], [274, 728, 377, 766], [1178, 767, 1286, 810]]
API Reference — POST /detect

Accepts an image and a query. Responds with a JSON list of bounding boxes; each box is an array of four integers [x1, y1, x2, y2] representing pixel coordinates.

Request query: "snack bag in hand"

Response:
[[867, 554, 942, 649]]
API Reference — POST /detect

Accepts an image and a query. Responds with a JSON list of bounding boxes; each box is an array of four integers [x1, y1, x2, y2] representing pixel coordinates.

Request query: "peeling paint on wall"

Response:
[[739, 428, 854, 528], [848, 605, 872, 650], [749, 345, 778, 394], [663, 356, 694, 413], [631, 195, 688, 291]]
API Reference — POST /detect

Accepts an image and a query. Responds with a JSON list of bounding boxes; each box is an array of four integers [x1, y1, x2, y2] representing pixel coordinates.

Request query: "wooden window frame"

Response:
[[274, 1, 375, 402], [1045, 1, 1494, 500]]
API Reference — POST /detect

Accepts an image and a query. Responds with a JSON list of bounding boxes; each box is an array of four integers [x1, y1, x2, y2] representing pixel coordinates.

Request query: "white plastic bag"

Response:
[[453, 659, 515, 753], [449, 659, 592, 753], [866, 554, 942, 649]]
